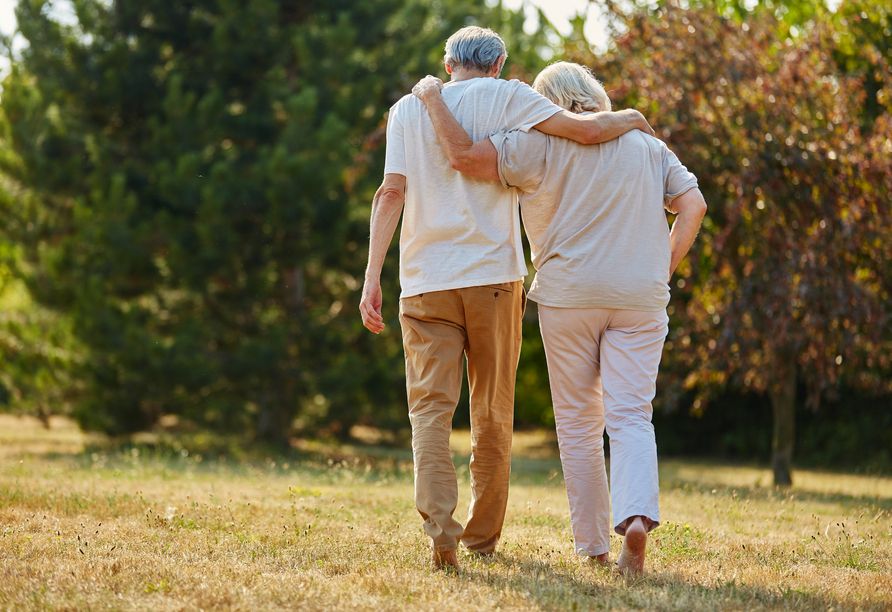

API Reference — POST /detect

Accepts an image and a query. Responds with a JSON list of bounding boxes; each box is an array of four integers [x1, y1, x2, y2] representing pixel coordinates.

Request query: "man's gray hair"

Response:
[[444, 26, 507, 74]]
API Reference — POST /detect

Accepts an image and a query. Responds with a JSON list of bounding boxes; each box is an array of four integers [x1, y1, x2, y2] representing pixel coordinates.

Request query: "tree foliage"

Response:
[[0, 239, 82, 422], [572, 0, 892, 483], [0, 0, 554, 442], [1, 0, 890, 472]]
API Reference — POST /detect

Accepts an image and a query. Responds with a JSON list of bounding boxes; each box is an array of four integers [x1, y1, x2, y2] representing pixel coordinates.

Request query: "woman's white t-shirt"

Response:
[[490, 126, 698, 311]]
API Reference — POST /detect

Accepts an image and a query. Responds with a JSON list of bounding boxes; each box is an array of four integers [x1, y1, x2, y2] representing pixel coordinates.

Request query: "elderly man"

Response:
[[359, 27, 652, 570], [412, 62, 707, 574]]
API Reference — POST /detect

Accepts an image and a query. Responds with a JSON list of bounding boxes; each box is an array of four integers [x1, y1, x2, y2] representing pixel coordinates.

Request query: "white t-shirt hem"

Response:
[[528, 293, 669, 312], [400, 273, 525, 299]]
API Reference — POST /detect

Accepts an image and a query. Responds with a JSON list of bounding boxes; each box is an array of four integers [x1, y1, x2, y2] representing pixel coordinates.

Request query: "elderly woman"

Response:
[[412, 62, 706, 573]]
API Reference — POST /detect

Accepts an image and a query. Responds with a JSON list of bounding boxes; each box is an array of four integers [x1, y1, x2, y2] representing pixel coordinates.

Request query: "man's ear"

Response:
[[444, 61, 452, 75], [493, 55, 506, 77]]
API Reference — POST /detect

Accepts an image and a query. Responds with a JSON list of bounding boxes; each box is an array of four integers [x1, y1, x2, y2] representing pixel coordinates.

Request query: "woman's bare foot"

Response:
[[590, 552, 609, 565], [616, 516, 647, 575], [432, 549, 459, 571]]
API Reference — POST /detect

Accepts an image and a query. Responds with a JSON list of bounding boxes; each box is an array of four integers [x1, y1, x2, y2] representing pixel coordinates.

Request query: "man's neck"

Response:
[[450, 69, 495, 82]]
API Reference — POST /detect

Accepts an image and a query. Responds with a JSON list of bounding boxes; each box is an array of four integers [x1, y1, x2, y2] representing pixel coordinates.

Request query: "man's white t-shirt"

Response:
[[384, 78, 562, 298], [491, 127, 698, 311]]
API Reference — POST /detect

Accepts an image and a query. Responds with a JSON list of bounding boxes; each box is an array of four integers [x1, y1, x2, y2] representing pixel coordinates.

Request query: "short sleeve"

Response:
[[490, 130, 548, 195], [501, 81, 563, 133], [661, 140, 698, 208], [383, 101, 407, 177]]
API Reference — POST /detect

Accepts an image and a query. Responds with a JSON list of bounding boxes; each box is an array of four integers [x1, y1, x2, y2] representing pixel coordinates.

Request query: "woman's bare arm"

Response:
[[667, 187, 707, 276]]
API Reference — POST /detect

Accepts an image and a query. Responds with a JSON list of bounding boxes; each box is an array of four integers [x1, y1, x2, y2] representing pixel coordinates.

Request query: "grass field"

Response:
[[1, 415, 890, 611]]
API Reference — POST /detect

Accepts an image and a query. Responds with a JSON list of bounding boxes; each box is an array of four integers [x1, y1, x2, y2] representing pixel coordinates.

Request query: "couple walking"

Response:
[[359, 26, 706, 574]]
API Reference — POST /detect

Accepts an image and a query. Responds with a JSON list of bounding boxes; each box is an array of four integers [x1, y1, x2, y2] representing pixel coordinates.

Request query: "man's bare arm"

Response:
[[667, 187, 707, 276], [359, 173, 406, 333], [412, 76, 499, 180], [534, 108, 654, 144]]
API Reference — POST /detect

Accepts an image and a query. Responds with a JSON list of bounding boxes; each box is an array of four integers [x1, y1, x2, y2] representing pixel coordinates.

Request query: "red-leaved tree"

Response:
[[568, 1, 892, 484]]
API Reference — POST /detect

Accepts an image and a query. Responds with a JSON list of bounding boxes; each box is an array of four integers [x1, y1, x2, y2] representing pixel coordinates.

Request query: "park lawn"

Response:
[[0, 417, 890, 611]]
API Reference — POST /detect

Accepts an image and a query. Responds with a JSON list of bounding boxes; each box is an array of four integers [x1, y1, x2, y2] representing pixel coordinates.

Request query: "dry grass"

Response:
[[0, 416, 890, 611], [0, 415, 101, 458]]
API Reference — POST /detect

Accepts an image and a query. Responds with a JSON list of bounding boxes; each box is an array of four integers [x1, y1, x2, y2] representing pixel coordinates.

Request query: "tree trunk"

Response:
[[36, 404, 52, 429], [284, 267, 305, 315], [256, 396, 291, 449], [767, 361, 797, 487]]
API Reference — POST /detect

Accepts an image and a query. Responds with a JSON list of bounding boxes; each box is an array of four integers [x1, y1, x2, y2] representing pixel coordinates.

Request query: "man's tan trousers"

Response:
[[399, 281, 525, 553]]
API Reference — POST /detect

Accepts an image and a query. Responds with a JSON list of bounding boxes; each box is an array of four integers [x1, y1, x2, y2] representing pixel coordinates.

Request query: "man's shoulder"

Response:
[[389, 93, 425, 118], [503, 78, 535, 91], [488, 77, 534, 93], [484, 77, 533, 89], [449, 77, 534, 95]]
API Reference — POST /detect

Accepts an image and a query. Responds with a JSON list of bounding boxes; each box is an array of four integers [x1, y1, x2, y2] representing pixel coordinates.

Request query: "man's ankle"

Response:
[[432, 549, 460, 570]]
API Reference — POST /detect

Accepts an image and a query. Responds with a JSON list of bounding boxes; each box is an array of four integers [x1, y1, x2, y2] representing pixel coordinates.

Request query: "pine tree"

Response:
[[0, 0, 553, 442]]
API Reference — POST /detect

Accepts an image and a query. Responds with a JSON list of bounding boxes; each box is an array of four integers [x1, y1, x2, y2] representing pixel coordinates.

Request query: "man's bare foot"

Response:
[[432, 549, 459, 571], [616, 516, 647, 575], [589, 552, 609, 565]]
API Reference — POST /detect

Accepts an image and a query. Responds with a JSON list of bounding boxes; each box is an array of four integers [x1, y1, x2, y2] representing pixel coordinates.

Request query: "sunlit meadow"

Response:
[[1, 416, 890, 611]]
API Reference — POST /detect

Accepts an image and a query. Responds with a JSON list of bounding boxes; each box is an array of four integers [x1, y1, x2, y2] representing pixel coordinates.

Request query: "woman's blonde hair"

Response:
[[533, 62, 612, 113]]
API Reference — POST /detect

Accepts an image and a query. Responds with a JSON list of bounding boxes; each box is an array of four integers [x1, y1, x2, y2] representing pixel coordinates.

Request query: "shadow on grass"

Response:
[[453, 550, 875, 612], [660, 463, 892, 511], [14, 421, 892, 513]]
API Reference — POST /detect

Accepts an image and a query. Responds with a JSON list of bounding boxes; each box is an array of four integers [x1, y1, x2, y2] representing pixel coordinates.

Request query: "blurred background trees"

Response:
[[0, 0, 889, 481], [573, 0, 892, 484], [0, 0, 553, 444]]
